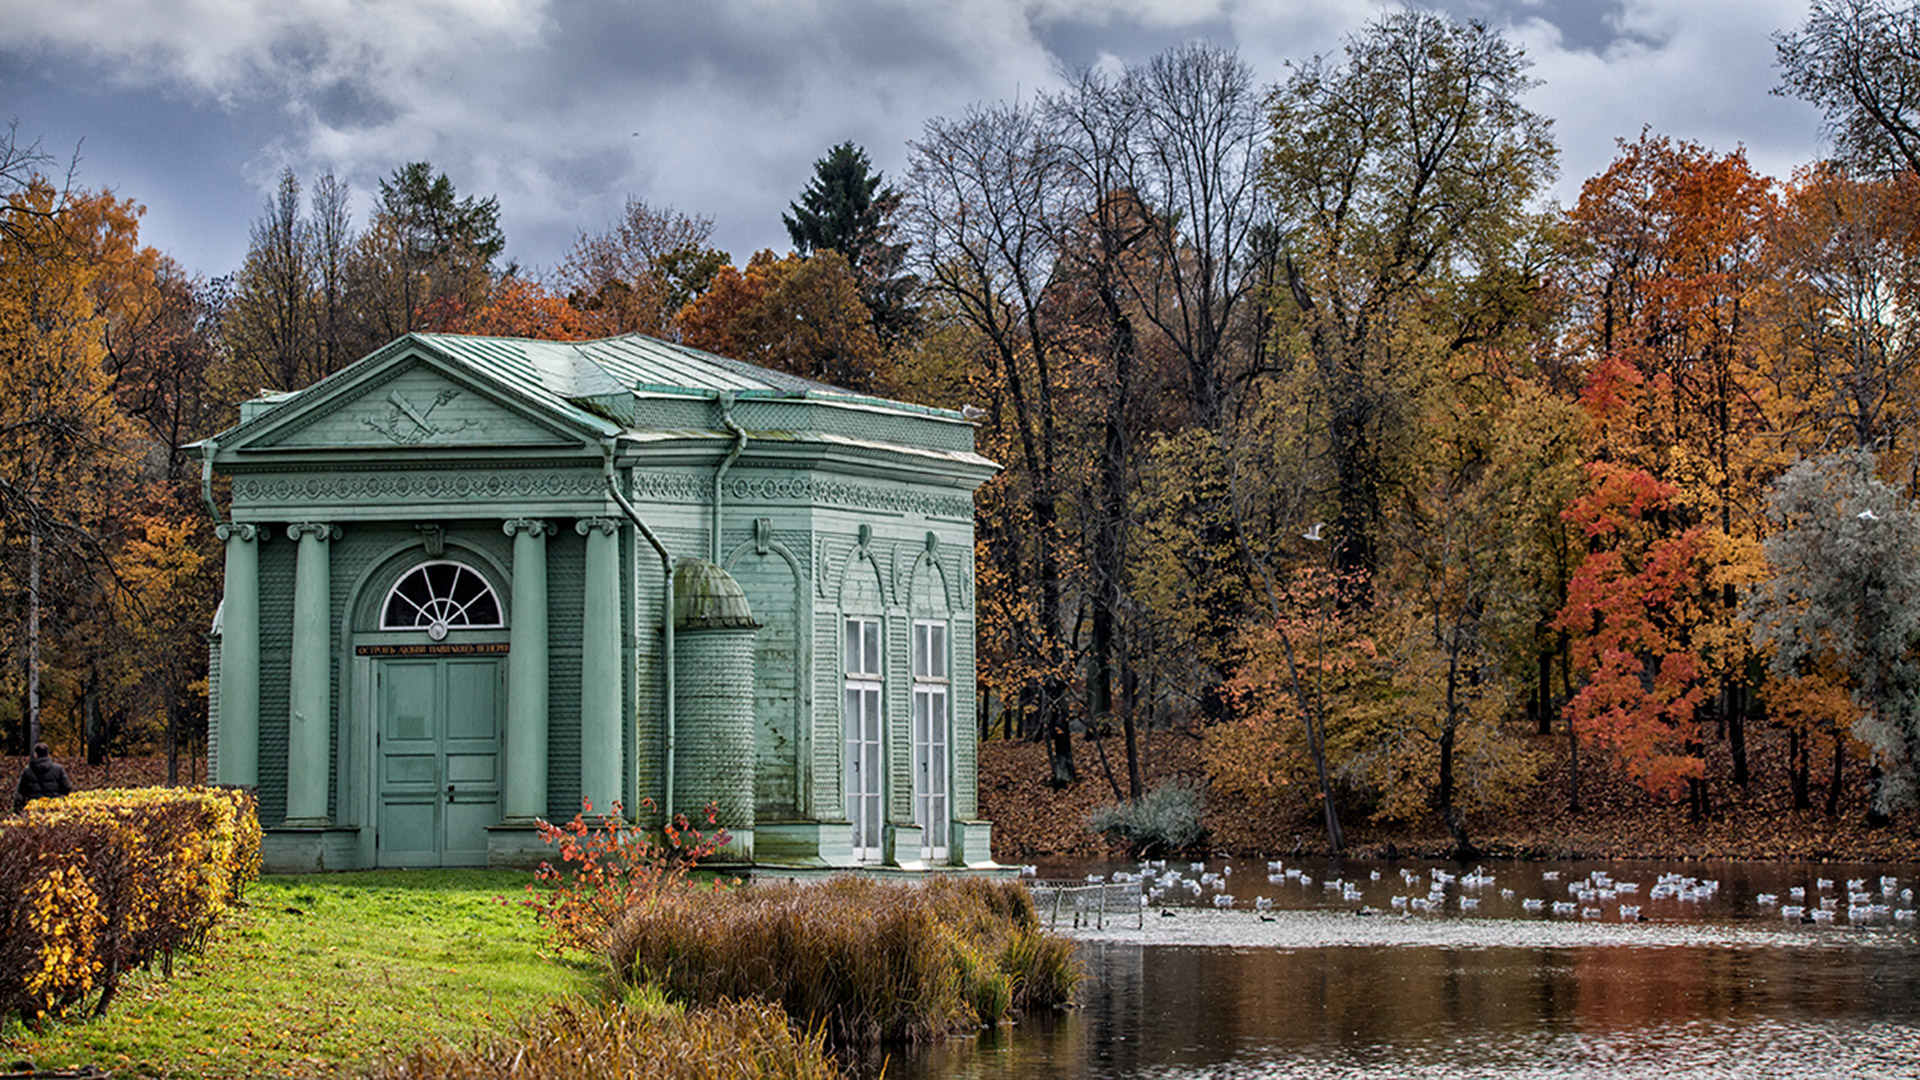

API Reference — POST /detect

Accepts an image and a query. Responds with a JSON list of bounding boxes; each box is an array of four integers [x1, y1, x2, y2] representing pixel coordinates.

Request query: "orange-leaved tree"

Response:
[[1554, 457, 1717, 805], [1562, 133, 1780, 800]]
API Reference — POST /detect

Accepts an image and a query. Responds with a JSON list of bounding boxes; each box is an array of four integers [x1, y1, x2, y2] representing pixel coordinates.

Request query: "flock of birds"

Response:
[[1021, 860, 1920, 927]]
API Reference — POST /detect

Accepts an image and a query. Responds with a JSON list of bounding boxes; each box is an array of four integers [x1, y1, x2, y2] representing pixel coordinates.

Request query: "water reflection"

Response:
[[889, 858, 1920, 1079], [1028, 855, 1920, 930], [898, 942, 1920, 1079]]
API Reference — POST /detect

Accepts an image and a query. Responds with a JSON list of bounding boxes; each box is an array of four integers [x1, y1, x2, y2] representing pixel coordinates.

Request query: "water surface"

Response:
[[890, 858, 1920, 1079]]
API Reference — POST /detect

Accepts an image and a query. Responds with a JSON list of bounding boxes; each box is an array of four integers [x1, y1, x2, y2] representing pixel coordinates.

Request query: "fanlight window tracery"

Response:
[[380, 561, 503, 640]]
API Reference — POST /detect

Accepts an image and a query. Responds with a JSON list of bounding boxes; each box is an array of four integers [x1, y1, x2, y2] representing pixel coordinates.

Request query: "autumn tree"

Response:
[[225, 169, 316, 392], [453, 275, 600, 341], [1744, 450, 1920, 817], [1554, 459, 1719, 807], [0, 166, 148, 752], [224, 168, 365, 392], [556, 197, 727, 338], [1264, 10, 1557, 603], [1765, 166, 1920, 468], [676, 249, 890, 393], [1564, 134, 1781, 796]]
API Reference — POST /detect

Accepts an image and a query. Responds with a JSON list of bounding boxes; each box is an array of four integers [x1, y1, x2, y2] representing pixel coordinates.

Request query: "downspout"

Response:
[[711, 391, 748, 564], [601, 437, 678, 822], [201, 438, 224, 526]]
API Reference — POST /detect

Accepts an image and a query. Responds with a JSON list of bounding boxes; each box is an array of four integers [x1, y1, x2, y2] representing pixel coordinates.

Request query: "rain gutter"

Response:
[[711, 391, 748, 564], [601, 437, 679, 822]]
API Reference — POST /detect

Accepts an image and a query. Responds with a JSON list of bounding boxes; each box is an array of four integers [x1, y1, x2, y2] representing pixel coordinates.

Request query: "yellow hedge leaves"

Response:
[[0, 785, 260, 1023]]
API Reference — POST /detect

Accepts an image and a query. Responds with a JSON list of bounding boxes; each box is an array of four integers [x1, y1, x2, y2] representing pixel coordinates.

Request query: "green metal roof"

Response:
[[203, 332, 990, 470], [409, 333, 964, 420]]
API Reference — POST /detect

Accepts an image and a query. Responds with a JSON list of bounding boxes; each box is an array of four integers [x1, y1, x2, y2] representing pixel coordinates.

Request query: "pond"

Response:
[[891, 857, 1920, 1079]]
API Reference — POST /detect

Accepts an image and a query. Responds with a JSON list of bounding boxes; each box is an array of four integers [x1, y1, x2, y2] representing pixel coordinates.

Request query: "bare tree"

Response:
[[1777, 0, 1920, 178], [906, 101, 1081, 785]]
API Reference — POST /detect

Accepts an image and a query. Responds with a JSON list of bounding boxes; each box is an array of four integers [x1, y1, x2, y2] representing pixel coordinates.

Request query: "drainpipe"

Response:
[[601, 438, 679, 823], [711, 391, 748, 564], [201, 439, 224, 526]]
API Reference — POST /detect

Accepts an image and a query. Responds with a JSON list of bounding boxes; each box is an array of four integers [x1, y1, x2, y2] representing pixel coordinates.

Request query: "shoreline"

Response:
[[1053, 906, 1920, 951]]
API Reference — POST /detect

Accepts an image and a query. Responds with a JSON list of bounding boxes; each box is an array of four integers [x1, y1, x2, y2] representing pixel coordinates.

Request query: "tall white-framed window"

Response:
[[843, 616, 884, 862], [912, 620, 950, 862]]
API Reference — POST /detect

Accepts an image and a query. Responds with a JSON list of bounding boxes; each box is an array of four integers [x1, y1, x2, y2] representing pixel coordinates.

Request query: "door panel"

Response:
[[377, 657, 503, 867]]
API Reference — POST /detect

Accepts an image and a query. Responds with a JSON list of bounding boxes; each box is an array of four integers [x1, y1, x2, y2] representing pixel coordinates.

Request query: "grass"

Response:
[[609, 875, 1081, 1047], [1, 869, 598, 1079]]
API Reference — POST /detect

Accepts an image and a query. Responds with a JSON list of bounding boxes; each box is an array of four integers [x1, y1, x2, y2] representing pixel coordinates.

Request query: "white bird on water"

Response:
[[1859, 509, 1881, 521]]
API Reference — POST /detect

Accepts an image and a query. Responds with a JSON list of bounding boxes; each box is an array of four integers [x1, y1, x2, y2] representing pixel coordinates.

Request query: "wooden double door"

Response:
[[376, 657, 502, 867]]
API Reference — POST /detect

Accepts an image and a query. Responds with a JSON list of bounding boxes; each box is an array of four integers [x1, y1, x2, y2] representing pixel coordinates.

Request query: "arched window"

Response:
[[380, 560, 503, 639]]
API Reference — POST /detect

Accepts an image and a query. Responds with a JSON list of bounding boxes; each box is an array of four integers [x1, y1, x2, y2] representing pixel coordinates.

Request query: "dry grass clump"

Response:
[[608, 875, 1080, 1046], [370, 996, 840, 1080]]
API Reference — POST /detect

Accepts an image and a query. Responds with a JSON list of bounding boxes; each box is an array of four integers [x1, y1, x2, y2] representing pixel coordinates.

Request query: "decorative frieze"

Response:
[[631, 472, 972, 520], [234, 471, 604, 504]]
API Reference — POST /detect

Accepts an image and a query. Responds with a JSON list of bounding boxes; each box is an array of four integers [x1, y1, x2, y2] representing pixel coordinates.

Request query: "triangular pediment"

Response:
[[232, 350, 599, 454]]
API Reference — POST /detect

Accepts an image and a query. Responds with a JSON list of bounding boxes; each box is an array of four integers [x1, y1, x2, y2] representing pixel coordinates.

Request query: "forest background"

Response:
[[7, 0, 1920, 859]]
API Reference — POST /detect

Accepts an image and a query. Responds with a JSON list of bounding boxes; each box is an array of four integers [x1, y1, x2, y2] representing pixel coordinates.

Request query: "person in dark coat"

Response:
[[13, 742, 73, 812]]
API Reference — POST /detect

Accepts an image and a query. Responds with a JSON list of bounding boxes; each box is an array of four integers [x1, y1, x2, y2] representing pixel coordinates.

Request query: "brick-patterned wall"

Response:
[[674, 625, 757, 828]]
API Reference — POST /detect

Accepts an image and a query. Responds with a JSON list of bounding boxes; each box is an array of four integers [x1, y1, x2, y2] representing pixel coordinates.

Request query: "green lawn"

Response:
[[2, 869, 601, 1079]]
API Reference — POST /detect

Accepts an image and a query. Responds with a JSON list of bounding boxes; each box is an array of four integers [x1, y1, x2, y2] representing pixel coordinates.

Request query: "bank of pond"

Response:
[[8, 858, 1920, 1079]]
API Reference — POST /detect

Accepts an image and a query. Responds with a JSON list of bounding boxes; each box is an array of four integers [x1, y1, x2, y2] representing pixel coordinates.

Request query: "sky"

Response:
[[0, 0, 1829, 283]]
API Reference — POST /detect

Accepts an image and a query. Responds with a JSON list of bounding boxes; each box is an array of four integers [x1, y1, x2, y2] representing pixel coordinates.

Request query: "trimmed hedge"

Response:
[[0, 785, 260, 1023]]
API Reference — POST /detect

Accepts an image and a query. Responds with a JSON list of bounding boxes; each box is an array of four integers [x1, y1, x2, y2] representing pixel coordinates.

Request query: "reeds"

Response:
[[371, 996, 841, 1080], [607, 875, 1080, 1047]]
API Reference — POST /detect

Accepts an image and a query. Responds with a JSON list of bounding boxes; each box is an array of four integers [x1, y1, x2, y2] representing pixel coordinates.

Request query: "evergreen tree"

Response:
[[784, 141, 918, 344]]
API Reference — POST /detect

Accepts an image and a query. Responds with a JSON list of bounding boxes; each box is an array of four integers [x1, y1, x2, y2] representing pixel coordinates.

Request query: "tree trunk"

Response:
[[1789, 727, 1810, 810], [1121, 639, 1142, 801], [1535, 647, 1553, 736], [1724, 684, 1749, 787], [27, 528, 40, 752], [1825, 736, 1845, 818], [1436, 721, 1474, 859], [165, 682, 181, 787], [1048, 708, 1077, 788], [1567, 714, 1582, 814]]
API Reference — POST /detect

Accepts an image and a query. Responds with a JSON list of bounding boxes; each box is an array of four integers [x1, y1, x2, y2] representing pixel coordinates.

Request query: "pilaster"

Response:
[[215, 523, 261, 788], [285, 521, 338, 825], [578, 517, 623, 813], [503, 518, 552, 822]]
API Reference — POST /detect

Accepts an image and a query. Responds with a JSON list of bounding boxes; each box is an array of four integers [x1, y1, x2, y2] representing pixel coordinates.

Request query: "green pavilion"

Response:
[[198, 333, 997, 873]]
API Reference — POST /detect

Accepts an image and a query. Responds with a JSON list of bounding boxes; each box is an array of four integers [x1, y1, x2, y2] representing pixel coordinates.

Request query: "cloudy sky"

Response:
[[1, 0, 1827, 282]]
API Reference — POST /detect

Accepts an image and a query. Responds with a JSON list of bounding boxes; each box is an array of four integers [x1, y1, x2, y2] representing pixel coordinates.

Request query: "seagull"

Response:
[[960, 404, 987, 421], [1859, 509, 1881, 521], [1302, 522, 1326, 542]]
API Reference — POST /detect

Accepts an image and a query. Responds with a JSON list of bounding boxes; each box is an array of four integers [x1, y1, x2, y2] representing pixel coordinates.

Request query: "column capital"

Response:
[[576, 517, 620, 537], [216, 522, 262, 543], [503, 518, 555, 538], [286, 521, 341, 542]]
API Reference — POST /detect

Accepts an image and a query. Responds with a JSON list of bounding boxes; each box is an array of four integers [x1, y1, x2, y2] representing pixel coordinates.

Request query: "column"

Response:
[[285, 521, 336, 826], [578, 517, 623, 814], [502, 519, 552, 822], [215, 523, 261, 787]]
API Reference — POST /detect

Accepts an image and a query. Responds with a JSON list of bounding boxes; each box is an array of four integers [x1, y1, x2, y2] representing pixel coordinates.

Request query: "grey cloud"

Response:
[[0, 0, 1833, 286]]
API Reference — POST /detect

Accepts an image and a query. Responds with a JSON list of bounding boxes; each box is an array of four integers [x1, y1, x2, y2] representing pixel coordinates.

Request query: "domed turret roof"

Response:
[[673, 559, 758, 630]]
